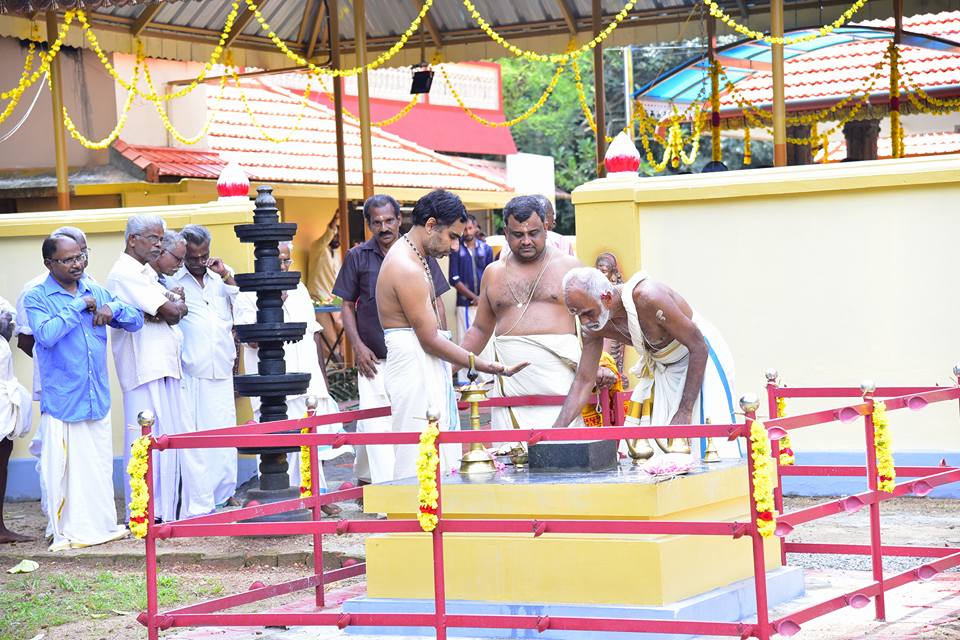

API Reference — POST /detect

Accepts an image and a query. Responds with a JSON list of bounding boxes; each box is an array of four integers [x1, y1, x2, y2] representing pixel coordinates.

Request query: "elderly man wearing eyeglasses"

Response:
[[24, 233, 143, 550], [107, 215, 200, 523]]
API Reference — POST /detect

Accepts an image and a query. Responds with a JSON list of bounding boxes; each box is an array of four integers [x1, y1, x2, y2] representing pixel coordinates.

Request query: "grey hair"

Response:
[[561, 267, 614, 302], [160, 230, 185, 253], [125, 215, 166, 243], [52, 226, 87, 245], [279, 241, 293, 251], [181, 224, 212, 247]]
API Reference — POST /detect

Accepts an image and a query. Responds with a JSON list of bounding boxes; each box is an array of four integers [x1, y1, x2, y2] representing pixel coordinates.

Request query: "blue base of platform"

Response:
[[343, 566, 805, 640]]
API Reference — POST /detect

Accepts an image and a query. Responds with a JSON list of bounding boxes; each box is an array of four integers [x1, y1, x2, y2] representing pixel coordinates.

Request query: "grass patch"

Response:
[[0, 570, 223, 640]]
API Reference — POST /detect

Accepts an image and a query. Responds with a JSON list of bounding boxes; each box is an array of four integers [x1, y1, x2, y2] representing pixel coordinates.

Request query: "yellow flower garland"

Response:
[[61, 42, 144, 149], [702, 0, 869, 45], [299, 426, 312, 498], [415, 419, 441, 532], [127, 435, 152, 539], [776, 396, 795, 466], [230, 64, 314, 144], [462, 0, 638, 63], [246, 0, 433, 77], [0, 11, 74, 125], [743, 126, 752, 165], [872, 400, 896, 493], [749, 419, 777, 538], [889, 43, 903, 159]]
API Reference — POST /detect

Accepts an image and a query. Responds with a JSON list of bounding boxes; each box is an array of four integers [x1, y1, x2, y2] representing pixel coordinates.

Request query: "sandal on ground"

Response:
[[321, 504, 342, 516]]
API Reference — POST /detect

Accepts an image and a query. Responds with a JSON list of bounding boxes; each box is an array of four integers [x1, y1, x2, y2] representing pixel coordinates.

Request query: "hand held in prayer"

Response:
[[93, 304, 114, 326], [82, 295, 97, 313], [669, 409, 693, 426], [170, 286, 186, 300], [355, 343, 379, 379]]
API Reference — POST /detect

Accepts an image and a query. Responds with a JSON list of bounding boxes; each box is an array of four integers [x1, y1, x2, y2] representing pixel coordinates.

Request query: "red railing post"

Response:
[[306, 398, 325, 608], [428, 410, 448, 640], [139, 411, 160, 640], [861, 380, 886, 621], [765, 369, 787, 566], [741, 395, 772, 640]]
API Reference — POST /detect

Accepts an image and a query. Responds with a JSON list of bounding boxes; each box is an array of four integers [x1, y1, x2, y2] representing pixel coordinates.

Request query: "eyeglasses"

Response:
[[280, 258, 293, 266], [49, 254, 86, 266], [134, 234, 163, 244], [162, 250, 186, 265]]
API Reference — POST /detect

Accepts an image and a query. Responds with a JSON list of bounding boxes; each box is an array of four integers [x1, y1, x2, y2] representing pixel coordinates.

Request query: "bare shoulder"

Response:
[[633, 278, 671, 307], [555, 253, 583, 271]]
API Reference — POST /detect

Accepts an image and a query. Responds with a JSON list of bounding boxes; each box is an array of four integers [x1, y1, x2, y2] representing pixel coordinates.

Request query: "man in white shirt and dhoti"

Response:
[[0, 298, 31, 543], [172, 224, 240, 512], [108, 215, 202, 522], [460, 195, 614, 434], [553, 267, 739, 459], [375, 189, 527, 481], [235, 241, 346, 514]]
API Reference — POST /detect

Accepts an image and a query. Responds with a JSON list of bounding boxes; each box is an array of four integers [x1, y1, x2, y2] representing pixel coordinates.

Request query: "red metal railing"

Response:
[[135, 379, 960, 640]]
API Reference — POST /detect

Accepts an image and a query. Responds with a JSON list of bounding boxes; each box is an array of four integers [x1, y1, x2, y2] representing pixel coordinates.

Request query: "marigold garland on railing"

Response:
[[702, 0, 869, 45], [750, 419, 777, 538], [415, 419, 441, 532], [127, 435, 151, 539], [300, 425, 313, 498], [872, 400, 896, 493], [775, 396, 795, 466], [462, 0, 637, 63]]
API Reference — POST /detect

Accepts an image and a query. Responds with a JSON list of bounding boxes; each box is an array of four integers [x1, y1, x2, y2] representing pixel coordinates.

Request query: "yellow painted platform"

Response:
[[363, 461, 782, 606]]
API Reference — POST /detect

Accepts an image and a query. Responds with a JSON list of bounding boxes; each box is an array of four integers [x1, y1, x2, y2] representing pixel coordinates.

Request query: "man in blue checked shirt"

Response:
[[24, 233, 143, 552], [449, 214, 495, 385]]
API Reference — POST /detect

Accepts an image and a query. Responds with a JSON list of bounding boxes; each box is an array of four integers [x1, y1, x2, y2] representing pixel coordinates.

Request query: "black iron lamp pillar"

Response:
[[233, 186, 311, 516]]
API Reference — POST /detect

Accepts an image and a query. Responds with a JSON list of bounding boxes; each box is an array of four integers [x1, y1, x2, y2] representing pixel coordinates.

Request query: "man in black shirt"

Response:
[[333, 194, 450, 486]]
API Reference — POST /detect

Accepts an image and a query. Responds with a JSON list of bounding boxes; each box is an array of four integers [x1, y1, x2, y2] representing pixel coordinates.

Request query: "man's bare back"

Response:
[[585, 278, 696, 351]]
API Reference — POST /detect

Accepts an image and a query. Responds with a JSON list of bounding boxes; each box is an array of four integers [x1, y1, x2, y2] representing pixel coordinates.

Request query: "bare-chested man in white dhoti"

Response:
[[553, 268, 739, 458], [460, 196, 615, 432], [376, 189, 527, 480]]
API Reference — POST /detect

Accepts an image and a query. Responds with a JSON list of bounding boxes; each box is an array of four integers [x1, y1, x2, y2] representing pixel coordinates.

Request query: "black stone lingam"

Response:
[[233, 186, 311, 518]]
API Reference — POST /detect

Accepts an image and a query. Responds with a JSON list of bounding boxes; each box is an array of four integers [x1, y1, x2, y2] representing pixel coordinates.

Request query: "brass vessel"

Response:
[[624, 399, 655, 463], [459, 358, 497, 476]]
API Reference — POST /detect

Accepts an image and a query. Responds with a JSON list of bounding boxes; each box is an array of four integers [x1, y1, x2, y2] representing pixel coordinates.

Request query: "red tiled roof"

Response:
[[114, 80, 512, 193], [720, 12, 960, 112], [817, 130, 960, 161]]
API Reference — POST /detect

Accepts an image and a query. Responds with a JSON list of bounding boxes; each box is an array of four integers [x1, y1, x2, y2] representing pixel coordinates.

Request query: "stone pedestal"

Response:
[[528, 440, 618, 472]]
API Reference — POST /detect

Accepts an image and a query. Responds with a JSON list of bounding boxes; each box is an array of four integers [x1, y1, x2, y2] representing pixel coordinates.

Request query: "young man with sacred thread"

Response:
[[333, 195, 452, 487], [459, 195, 616, 433], [553, 267, 740, 458], [108, 215, 198, 522], [171, 224, 241, 513], [376, 189, 528, 481], [25, 234, 143, 550]]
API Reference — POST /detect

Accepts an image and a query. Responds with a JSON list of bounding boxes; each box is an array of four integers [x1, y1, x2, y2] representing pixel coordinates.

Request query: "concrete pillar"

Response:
[[842, 119, 881, 161]]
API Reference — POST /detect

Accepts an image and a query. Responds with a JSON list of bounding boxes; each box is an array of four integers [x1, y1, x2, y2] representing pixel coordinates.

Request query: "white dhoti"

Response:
[[182, 375, 238, 510], [455, 306, 494, 385], [354, 363, 395, 485], [39, 414, 127, 551], [123, 377, 205, 521], [623, 271, 740, 459], [491, 334, 586, 431], [384, 329, 461, 481], [0, 379, 31, 441]]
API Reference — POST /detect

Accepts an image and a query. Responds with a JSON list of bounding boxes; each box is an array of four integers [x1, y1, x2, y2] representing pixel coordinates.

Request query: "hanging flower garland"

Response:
[[743, 126, 752, 165], [230, 65, 314, 144], [61, 42, 144, 149], [300, 425, 313, 498], [702, 0, 869, 45], [749, 419, 777, 538], [127, 435, 152, 539], [776, 396, 795, 466], [76, 5, 238, 103], [462, 0, 638, 63], [0, 11, 74, 123], [888, 42, 903, 158], [873, 400, 896, 493], [246, 0, 432, 77], [415, 419, 441, 532]]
